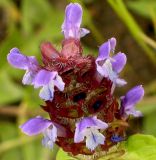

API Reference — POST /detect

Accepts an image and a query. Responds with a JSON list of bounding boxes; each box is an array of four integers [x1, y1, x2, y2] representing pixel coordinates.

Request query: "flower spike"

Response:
[[62, 3, 89, 39], [120, 85, 144, 118]]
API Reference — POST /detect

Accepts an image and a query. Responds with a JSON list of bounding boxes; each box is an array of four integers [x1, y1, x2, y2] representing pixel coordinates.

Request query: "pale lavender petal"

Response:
[[53, 75, 65, 91], [112, 52, 127, 73], [39, 83, 54, 101], [125, 108, 142, 117], [76, 116, 108, 133], [110, 37, 116, 52], [7, 48, 39, 71], [7, 48, 29, 70], [20, 116, 52, 136], [85, 130, 105, 151], [115, 78, 127, 87], [80, 28, 90, 37], [62, 3, 82, 39], [97, 41, 110, 62], [92, 116, 108, 129], [34, 70, 57, 88], [122, 85, 144, 107], [22, 70, 34, 85], [42, 124, 58, 149], [96, 38, 116, 62]]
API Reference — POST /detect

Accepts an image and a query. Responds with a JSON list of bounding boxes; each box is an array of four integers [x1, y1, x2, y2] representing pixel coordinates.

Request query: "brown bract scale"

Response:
[[41, 39, 127, 156]]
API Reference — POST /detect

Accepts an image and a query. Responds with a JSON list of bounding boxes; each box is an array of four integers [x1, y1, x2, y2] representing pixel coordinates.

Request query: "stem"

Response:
[[107, 0, 156, 66]]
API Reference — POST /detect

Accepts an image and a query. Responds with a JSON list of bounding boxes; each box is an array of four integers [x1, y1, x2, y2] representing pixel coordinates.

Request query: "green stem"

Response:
[[107, 0, 156, 66]]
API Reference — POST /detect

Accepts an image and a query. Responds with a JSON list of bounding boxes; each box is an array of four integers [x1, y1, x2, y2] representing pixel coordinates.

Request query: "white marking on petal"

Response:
[[42, 124, 57, 149], [82, 128, 105, 151]]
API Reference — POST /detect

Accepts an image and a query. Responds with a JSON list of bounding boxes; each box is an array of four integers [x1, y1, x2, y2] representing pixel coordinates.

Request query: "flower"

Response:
[[62, 3, 89, 39], [96, 38, 127, 87], [74, 116, 108, 151], [7, 48, 65, 101], [20, 116, 66, 149], [33, 70, 65, 101], [120, 85, 144, 118], [111, 135, 124, 143], [7, 48, 39, 85]]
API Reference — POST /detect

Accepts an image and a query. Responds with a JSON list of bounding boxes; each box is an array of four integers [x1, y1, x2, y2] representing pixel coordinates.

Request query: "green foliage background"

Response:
[[0, 0, 156, 159]]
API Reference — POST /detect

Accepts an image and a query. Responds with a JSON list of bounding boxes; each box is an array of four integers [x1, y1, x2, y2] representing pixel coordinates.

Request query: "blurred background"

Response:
[[0, 0, 156, 159]]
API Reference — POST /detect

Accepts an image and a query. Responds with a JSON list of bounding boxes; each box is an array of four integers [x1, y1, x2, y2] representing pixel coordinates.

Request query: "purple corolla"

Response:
[[7, 48, 65, 101], [62, 3, 89, 39], [20, 116, 66, 149], [120, 85, 144, 118], [96, 38, 127, 87], [74, 116, 108, 151]]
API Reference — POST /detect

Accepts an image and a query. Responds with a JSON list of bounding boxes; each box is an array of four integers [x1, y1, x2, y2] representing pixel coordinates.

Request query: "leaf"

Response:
[[120, 134, 156, 160], [127, 1, 156, 19], [56, 149, 77, 160], [0, 70, 23, 105]]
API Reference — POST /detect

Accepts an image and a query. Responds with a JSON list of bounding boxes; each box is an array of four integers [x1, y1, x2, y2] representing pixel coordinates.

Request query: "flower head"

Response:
[[120, 85, 144, 118], [7, 2, 145, 157], [96, 38, 127, 87], [62, 3, 89, 39], [74, 116, 108, 151]]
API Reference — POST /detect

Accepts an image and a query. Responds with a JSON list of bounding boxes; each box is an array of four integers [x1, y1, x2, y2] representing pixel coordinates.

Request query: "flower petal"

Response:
[[20, 116, 52, 136], [22, 70, 34, 85], [122, 85, 144, 107], [96, 38, 116, 62], [39, 82, 54, 101], [85, 129, 105, 151], [34, 70, 57, 88], [74, 116, 108, 141], [80, 28, 90, 38], [7, 48, 38, 70], [112, 52, 127, 73], [7, 48, 29, 70], [53, 74, 65, 91], [62, 3, 83, 39]]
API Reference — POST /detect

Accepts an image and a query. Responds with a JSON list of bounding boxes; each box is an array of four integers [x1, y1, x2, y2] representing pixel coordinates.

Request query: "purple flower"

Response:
[[74, 116, 108, 151], [7, 48, 39, 85], [96, 38, 127, 87], [33, 70, 65, 101], [120, 85, 144, 118], [20, 116, 66, 149], [62, 3, 89, 39]]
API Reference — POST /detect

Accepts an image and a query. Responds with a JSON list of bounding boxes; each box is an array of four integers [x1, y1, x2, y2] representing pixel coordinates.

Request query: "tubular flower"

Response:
[[7, 2, 144, 159], [120, 85, 144, 118], [74, 116, 108, 151], [96, 38, 127, 87]]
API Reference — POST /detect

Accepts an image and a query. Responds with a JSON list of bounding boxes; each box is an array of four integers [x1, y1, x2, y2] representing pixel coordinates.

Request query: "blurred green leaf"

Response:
[[120, 134, 156, 160], [0, 122, 21, 160], [0, 70, 23, 105], [127, 0, 156, 19], [56, 149, 76, 160]]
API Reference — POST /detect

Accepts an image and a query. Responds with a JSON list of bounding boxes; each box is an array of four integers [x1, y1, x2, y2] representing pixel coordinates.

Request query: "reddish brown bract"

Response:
[[41, 38, 127, 155]]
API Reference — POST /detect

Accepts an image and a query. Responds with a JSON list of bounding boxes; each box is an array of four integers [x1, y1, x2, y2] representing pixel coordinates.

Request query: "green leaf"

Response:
[[121, 134, 156, 160], [127, 1, 156, 19], [0, 70, 23, 105], [56, 149, 76, 160]]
